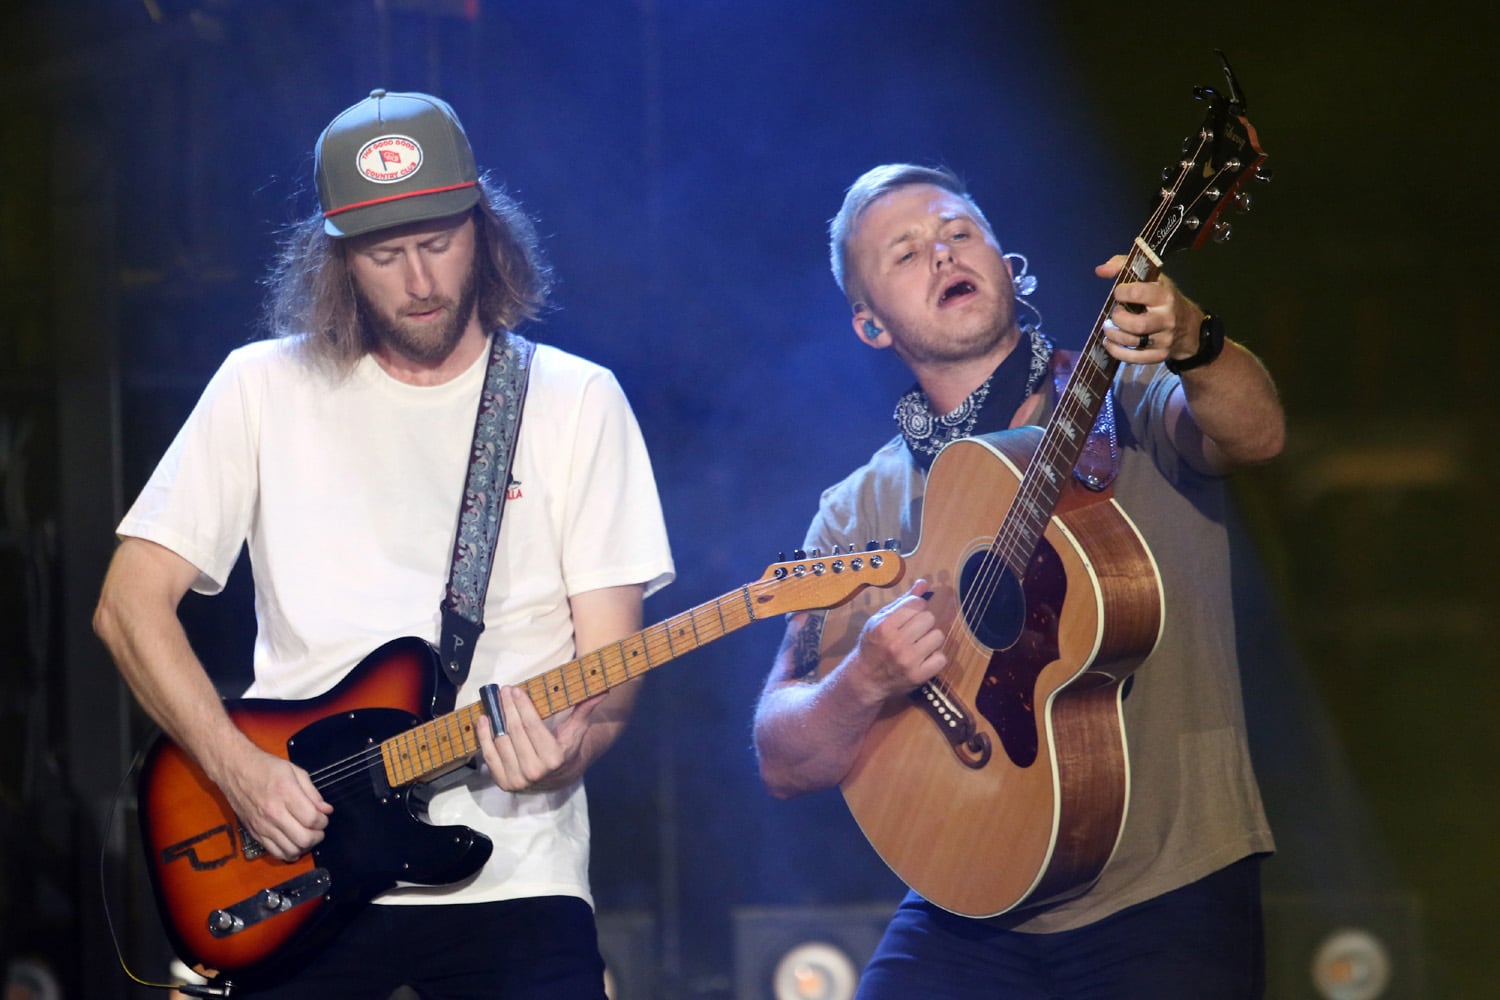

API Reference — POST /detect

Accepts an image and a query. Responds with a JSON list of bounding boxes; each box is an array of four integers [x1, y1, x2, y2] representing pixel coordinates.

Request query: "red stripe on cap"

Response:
[[323, 180, 478, 218]]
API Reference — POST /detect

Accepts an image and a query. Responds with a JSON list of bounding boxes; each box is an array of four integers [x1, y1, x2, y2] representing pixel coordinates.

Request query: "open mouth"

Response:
[[938, 280, 976, 306]]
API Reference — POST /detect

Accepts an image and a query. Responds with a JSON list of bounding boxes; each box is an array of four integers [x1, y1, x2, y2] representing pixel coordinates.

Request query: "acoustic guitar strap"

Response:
[[436, 331, 535, 713], [1048, 348, 1119, 493]]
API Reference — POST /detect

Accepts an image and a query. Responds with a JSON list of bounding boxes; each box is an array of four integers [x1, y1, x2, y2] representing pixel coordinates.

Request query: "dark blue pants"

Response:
[[230, 895, 605, 1000], [857, 856, 1266, 1000]]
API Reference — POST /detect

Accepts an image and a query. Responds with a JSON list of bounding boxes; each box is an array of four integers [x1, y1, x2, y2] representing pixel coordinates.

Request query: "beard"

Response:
[[890, 298, 1018, 368], [356, 263, 480, 365]]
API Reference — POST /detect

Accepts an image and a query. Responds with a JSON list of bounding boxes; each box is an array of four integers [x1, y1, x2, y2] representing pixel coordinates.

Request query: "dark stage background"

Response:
[[2, 2, 1494, 998]]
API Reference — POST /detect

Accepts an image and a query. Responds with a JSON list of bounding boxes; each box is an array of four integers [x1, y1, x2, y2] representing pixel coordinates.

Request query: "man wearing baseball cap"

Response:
[[95, 90, 675, 998]]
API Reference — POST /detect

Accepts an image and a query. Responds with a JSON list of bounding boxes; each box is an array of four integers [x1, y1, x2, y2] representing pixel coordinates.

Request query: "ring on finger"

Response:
[[1137, 333, 1152, 350]]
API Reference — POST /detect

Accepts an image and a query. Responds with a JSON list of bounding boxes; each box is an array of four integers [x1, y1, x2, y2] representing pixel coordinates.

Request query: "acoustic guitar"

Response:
[[822, 57, 1269, 918]]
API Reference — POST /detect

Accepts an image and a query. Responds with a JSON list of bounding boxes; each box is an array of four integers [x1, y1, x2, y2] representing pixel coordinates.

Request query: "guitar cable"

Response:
[[99, 732, 235, 998]]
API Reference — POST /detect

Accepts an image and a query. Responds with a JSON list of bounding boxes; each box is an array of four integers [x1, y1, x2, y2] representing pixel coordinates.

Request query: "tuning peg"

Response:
[[1254, 166, 1274, 184], [1211, 221, 1233, 243], [1232, 191, 1254, 214], [793, 548, 807, 561], [884, 538, 899, 551]]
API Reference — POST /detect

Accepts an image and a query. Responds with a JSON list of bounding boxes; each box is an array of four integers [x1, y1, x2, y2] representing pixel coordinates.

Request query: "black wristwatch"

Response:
[[1165, 313, 1226, 374]]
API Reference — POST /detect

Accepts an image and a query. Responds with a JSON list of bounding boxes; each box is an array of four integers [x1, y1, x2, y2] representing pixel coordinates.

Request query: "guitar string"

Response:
[[293, 589, 762, 799], [953, 163, 1187, 652], [951, 127, 1223, 661], [940, 128, 1214, 671]]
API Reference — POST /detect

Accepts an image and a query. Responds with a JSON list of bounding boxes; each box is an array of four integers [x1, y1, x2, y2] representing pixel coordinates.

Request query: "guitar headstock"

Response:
[[1148, 51, 1270, 258], [748, 543, 905, 615]]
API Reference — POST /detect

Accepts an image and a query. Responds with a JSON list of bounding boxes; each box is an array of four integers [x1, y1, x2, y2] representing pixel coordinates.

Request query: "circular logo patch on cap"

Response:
[[355, 134, 423, 184]]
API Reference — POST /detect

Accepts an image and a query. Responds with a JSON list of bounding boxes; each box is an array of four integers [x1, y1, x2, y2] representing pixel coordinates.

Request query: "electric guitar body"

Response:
[[138, 637, 484, 986], [136, 552, 904, 987]]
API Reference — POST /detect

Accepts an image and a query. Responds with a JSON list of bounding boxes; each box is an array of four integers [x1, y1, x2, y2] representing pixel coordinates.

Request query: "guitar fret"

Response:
[[537, 669, 564, 714], [593, 642, 626, 688], [381, 704, 487, 789], [617, 632, 645, 679], [579, 651, 604, 698], [431, 715, 460, 766], [384, 735, 408, 784], [663, 617, 679, 658], [418, 723, 440, 773], [440, 711, 471, 760]]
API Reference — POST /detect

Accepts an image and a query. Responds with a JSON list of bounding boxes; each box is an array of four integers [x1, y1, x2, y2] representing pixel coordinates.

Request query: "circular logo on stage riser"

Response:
[[356, 135, 423, 184]]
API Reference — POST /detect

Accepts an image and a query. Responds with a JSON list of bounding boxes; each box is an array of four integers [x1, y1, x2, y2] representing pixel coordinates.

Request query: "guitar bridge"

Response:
[[910, 680, 991, 769], [206, 868, 332, 938]]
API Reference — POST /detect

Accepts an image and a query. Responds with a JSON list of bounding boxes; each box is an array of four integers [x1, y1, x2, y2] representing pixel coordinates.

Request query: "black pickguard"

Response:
[[285, 708, 495, 908]]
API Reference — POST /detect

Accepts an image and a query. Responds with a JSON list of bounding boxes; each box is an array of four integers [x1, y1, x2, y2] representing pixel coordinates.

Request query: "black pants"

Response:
[[857, 856, 1266, 1000], [229, 895, 605, 1000]]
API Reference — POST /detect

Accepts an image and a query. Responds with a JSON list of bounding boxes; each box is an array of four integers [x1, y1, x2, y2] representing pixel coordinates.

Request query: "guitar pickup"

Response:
[[206, 868, 332, 938]]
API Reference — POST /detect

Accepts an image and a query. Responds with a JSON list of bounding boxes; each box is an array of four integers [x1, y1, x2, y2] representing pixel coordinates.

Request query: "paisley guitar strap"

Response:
[[436, 331, 535, 713]]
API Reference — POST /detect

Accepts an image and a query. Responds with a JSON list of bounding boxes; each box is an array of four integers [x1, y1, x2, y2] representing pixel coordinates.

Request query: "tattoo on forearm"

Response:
[[781, 614, 826, 681]]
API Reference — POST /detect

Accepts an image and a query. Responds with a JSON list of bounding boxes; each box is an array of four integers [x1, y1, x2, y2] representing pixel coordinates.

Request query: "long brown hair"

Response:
[[262, 174, 554, 372]]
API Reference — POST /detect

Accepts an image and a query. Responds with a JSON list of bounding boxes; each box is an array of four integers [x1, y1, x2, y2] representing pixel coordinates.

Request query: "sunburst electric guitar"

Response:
[[138, 548, 901, 987], [822, 59, 1270, 918]]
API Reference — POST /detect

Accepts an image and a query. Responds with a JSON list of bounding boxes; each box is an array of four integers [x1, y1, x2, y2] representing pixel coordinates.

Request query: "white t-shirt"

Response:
[[119, 335, 675, 907]]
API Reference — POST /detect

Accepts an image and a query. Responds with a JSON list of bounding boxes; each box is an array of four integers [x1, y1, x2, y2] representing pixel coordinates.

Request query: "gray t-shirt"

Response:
[[805, 359, 1273, 933]]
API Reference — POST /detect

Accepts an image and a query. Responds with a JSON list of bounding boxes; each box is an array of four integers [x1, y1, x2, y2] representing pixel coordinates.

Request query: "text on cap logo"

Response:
[[356, 135, 423, 184]]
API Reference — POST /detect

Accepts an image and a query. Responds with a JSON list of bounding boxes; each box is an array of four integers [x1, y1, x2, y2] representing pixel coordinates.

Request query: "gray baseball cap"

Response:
[[315, 89, 482, 239]]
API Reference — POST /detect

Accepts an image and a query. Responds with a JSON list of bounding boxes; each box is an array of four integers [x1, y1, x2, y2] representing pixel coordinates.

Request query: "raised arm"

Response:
[[1098, 255, 1285, 473]]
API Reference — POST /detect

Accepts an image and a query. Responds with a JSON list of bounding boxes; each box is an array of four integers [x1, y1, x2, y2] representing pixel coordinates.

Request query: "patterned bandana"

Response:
[[895, 326, 1054, 470]]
